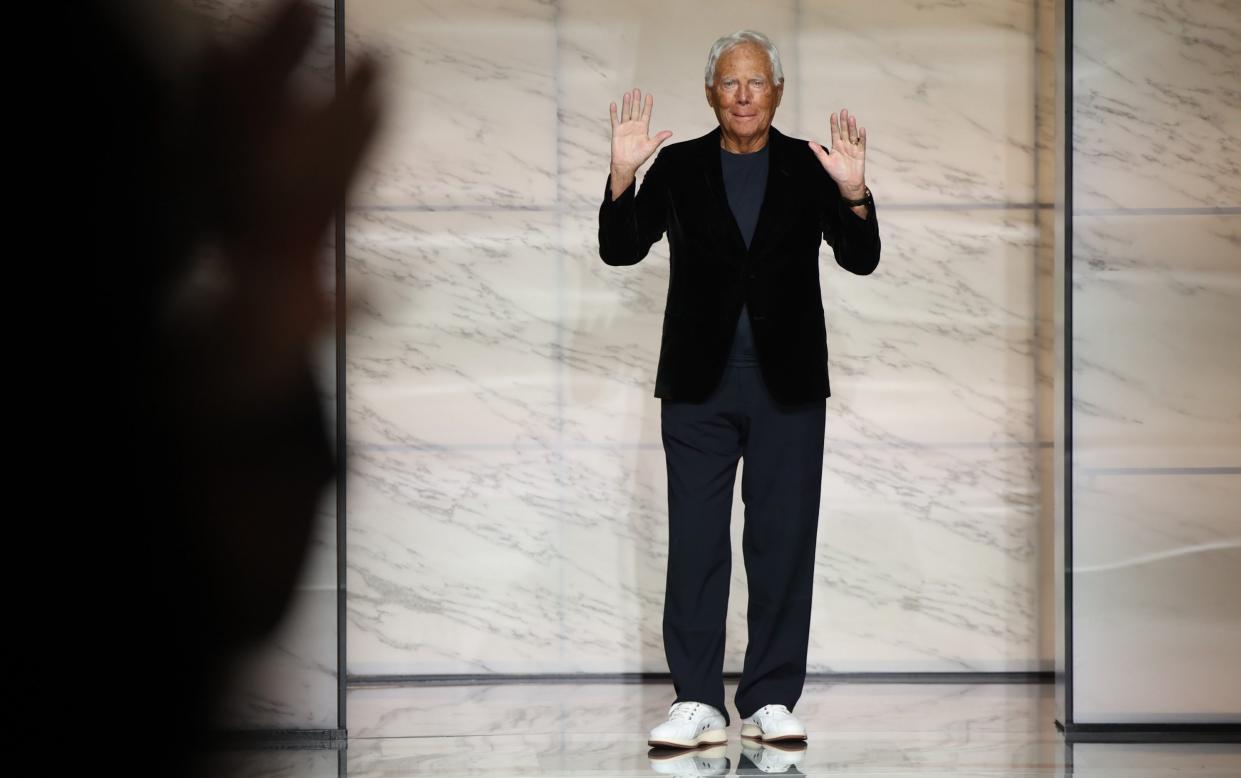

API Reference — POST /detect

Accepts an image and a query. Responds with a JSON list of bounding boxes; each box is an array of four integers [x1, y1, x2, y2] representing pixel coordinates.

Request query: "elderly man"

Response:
[[598, 30, 880, 748]]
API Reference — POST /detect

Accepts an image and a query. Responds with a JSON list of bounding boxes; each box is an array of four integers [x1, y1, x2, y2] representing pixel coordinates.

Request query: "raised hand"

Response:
[[808, 108, 867, 199], [609, 88, 672, 199], [188, 0, 382, 401]]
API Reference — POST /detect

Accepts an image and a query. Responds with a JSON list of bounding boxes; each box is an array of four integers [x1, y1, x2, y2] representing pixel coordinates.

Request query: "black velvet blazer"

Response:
[[598, 125, 881, 405]]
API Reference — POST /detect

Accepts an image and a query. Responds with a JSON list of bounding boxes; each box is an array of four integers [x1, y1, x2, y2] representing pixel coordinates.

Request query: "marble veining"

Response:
[[1072, 214, 1241, 469], [1064, 0, 1241, 727], [1072, 0, 1241, 210], [344, 0, 1055, 677]]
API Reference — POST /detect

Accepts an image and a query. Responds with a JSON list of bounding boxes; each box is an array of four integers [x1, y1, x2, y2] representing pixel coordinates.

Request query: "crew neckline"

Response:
[[721, 143, 769, 157]]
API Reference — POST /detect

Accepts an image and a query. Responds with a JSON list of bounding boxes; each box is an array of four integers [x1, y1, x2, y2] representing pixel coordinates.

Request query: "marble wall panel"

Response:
[[797, 0, 1038, 205], [348, 0, 559, 207], [347, 680, 1053, 738], [557, 210, 668, 447], [1073, 214, 1241, 469], [1073, 0, 1241, 210], [818, 209, 1040, 447], [345, 0, 1055, 676], [346, 435, 1043, 673], [1068, 0, 1241, 725], [346, 209, 562, 448], [809, 445, 1043, 671], [347, 447, 571, 674], [1069, 220, 1240, 723], [1073, 473, 1241, 722]]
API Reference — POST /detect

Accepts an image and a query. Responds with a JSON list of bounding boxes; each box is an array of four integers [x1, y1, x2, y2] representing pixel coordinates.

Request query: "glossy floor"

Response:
[[208, 681, 1241, 776]]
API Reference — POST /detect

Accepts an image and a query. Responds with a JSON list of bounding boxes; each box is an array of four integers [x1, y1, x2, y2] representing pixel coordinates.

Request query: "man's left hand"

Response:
[[809, 108, 867, 199]]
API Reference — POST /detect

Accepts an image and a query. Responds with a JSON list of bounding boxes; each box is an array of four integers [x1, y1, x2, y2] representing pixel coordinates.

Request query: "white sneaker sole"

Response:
[[649, 744, 727, 761], [740, 723, 807, 741], [647, 728, 728, 748]]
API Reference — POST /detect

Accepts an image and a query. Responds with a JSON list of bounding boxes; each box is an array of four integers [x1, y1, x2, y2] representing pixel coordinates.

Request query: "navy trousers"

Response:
[[659, 363, 826, 725]]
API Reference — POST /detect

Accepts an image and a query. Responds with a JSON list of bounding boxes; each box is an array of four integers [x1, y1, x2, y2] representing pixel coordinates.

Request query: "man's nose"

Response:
[[738, 86, 751, 103]]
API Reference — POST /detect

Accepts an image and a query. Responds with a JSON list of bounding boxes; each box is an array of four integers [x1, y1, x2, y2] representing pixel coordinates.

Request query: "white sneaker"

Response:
[[647, 701, 728, 748], [739, 704, 807, 742]]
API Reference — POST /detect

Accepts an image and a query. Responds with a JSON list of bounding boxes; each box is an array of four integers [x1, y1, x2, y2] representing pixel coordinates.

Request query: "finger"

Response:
[[808, 139, 829, 163], [653, 129, 673, 148], [308, 75, 381, 219], [829, 111, 840, 147], [634, 88, 643, 122], [849, 114, 859, 143], [236, 0, 317, 104], [859, 126, 867, 147], [610, 101, 618, 130], [641, 93, 654, 126], [621, 91, 631, 123], [266, 55, 382, 258]]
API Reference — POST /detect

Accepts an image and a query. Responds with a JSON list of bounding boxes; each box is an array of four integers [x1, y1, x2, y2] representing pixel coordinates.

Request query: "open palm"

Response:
[[808, 108, 867, 196], [610, 88, 673, 175]]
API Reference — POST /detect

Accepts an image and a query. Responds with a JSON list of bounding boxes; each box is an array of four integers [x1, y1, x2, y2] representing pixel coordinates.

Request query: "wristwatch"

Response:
[[842, 187, 872, 207]]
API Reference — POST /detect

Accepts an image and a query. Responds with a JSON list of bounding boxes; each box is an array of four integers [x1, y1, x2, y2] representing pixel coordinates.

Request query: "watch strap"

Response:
[[842, 186, 872, 206]]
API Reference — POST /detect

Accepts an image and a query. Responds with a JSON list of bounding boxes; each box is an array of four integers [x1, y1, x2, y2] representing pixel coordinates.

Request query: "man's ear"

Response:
[[774, 82, 784, 108], [705, 83, 714, 108]]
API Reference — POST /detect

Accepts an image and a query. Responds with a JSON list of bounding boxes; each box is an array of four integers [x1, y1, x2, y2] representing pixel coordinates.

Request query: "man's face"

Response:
[[706, 42, 783, 145]]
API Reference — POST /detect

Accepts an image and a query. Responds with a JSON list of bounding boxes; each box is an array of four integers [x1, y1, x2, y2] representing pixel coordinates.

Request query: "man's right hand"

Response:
[[609, 88, 672, 201]]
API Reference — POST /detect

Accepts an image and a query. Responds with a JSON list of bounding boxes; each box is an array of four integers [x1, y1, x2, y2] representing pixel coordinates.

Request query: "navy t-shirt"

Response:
[[720, 144, 769, 365]]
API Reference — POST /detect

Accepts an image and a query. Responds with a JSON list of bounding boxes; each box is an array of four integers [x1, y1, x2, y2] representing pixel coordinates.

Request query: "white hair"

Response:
[[704, 30, 784, 87]]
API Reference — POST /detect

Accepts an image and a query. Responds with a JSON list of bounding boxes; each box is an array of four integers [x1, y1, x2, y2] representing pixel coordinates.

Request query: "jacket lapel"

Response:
[[699, 128, 749, 263], [746, 126, 794, 260]]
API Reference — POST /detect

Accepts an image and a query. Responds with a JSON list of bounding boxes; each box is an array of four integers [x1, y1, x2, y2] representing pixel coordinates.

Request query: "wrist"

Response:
[[608, 166, 636, 202], [839, 182, 867, 200], [610, 163, 637, 181]]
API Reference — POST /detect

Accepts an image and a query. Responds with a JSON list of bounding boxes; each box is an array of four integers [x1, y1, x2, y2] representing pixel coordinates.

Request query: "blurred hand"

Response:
[[186, 0, 382, 401]]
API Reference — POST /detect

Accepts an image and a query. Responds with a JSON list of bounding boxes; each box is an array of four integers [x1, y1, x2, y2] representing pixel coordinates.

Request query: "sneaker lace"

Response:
[[669, 701, 701, 721]]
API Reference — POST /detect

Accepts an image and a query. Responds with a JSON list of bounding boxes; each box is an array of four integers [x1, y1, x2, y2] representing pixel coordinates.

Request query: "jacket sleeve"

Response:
[[820, 176, 881, 276], [597, 150, 671, 266]]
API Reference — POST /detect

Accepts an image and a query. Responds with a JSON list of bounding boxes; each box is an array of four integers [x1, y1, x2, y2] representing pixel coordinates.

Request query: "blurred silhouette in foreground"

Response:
[[34, 1, 381, 774]]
